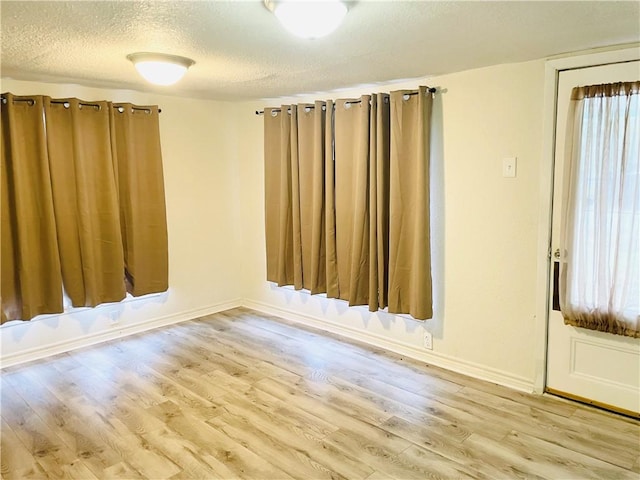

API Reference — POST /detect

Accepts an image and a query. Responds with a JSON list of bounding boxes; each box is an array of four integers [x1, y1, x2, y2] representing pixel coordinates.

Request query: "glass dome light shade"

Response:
[[269, 1, 348, 39], [127, 53, 195, 86]]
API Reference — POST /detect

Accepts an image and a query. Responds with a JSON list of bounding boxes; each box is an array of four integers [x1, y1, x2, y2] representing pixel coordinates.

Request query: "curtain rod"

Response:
[[255, 87, 437, 115], [1, 96, 161, 113]]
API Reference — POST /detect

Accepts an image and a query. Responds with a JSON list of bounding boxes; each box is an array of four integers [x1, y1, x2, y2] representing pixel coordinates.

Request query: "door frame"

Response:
[[532, 43, 640, 394]]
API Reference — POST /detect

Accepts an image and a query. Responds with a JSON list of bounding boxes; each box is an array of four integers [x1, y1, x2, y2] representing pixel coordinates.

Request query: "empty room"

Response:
[[1, 1, 639, 478]]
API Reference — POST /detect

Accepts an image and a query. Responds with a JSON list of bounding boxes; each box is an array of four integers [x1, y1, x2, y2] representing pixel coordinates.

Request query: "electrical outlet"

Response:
[[423, 331, 433, 350]]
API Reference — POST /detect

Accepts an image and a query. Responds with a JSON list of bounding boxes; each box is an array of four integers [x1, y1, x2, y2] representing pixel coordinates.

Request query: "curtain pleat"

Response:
[[277, 108, 296, 287], [110, 104, 168, 296], [369, 94, 391, 311], [290, 106, 304, 290], [264, 108, 281, 283], [324, 100, 340, 299], [297, 102, 327, 294], [388, 87, 433, 320], [264, 107, 295, 286], [1, 94, 63, 322], [45, 98, 126, 307]]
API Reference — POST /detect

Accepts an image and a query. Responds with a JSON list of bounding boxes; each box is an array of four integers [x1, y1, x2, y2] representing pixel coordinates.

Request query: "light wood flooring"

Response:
[[1, 307, 639, 479]]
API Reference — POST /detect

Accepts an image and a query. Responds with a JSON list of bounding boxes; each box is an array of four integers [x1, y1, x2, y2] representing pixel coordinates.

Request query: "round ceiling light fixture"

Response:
[[264, 0, 349, 39], [127, 52, 195, 86]]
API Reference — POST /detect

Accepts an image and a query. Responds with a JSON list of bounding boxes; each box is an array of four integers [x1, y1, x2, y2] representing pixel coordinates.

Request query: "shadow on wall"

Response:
[[429, 86, 446, 340], [1, 291, 169, 343]]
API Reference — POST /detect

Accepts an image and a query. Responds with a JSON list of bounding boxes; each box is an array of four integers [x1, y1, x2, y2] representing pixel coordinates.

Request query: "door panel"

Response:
[[546, 60, 640, 416]]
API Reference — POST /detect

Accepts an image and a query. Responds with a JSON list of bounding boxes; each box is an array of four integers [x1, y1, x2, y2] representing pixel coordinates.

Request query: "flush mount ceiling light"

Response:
[[127, 52, 195, 86], [264, 0, 348, 39]]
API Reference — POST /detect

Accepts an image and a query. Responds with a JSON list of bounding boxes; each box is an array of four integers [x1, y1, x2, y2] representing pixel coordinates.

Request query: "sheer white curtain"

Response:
[[560, 82, 639, 338]]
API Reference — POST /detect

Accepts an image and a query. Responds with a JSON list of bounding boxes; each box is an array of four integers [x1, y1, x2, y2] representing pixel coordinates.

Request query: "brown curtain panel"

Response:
[[388, 87, 433, 320], [264, 107, 295, 286], [291, 103, 327, 293], [2, 93, 168, 322], [334, 97, 370, 305], [262, 86, 433, 321], [1, 94, 63, 322], [333, 94, 391, 309], [44, 98, 126, 307], [111, 104, 168, 296]]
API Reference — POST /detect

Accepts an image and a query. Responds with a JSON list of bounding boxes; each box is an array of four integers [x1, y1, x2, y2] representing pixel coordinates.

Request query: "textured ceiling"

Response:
[[1, 1, 639, 100]]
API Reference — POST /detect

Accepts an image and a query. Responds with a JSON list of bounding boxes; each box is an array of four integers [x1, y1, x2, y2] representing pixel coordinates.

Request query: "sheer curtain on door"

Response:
[[560, 81, 640, 337], [263, 86, 433, 320]]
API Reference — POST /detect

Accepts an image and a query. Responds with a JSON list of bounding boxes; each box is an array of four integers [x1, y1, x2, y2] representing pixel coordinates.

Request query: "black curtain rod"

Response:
[[255, 87, 437, 115], [1, 96, 161, 113]]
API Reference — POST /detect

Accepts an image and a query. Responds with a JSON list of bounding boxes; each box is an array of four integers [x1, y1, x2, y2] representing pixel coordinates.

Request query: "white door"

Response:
[[546, 60, 640, 417]]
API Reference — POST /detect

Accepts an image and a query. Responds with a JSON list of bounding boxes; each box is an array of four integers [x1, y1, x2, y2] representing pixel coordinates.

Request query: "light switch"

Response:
[[503, 157, 517, 178]]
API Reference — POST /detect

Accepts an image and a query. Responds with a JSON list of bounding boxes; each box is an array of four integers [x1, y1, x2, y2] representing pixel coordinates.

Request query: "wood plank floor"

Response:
[[2, 307, 639, 479]]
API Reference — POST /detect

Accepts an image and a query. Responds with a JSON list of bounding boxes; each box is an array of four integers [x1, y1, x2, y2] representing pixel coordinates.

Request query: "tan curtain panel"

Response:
[[334, 97, 371, 305], [45, 98, 126, 307], [111, 104, 168, 296], [1, 93, 168, 323], [1, 94, 63, 322], [292, 103, 327, 293], [263, 86, 433, 321], [264, 107, 295, 286], [333, 95, 391, 309], [388, 87, 433, 320]]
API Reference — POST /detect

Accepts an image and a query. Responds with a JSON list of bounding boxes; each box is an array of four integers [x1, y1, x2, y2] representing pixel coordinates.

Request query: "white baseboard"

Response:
[[2, 296, 534, 394], [1, 299, 242, 369], [242, 299, 534, 393]]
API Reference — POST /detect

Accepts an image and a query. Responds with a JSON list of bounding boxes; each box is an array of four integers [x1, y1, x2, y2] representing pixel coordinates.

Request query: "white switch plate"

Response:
[[503, 157, 517, 178]]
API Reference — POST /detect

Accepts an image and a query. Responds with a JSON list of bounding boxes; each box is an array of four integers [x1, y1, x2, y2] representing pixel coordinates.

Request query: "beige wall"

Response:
[[0, 79, 244, 365], [1, 60, 546, 389], [238, 59, 546, 389]]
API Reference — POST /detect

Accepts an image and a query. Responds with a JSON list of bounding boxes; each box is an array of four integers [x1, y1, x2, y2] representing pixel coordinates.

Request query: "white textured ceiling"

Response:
[[1, 1, 639, 100]]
